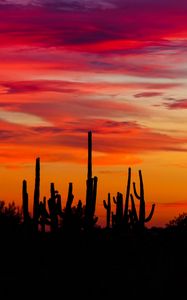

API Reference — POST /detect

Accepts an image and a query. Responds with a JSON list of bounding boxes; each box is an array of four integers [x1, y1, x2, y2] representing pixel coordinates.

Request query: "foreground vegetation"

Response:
[[0, 132, 186, 299]]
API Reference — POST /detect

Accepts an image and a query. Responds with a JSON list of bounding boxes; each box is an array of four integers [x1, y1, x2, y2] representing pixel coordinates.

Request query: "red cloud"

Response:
[[134, 92, 163, 98], [0, 119, 186, 166], [165, 99, 187, 109], [0, 2, 186, 54]]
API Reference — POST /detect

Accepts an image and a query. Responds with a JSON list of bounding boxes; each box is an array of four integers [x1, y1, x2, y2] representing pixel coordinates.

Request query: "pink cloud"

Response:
[[0, 2, 186, 54], [165, 99, 187, 109], [1, 118, 187, 155], [134, 92, 163, 98]]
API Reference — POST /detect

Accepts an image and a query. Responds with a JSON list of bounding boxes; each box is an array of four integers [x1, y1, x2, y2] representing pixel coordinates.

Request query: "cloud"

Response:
[[27, 119, 187, 155], [0, 96, 147, 122], [164, 99, 187, 109], [0, 80, 78, 94], [0, 1, 186, 54], [0, 118, 186, 167], [134, 92, 163, 98], [0, 109, 52, 126]]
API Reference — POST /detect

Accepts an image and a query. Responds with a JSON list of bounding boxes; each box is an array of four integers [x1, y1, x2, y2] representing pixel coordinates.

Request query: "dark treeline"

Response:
[[0, 132, 187, 299]]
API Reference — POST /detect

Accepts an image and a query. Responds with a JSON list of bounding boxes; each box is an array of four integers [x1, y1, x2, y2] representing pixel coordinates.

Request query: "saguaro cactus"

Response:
[[33, 157, 40, 231], [39, 196, 50, 233], [22, 179, 29, 224], [123, 167, 131, 228], [110, 168, 131, 231], [133, 170, 155, 230], [85, 131, 98, 229], [65, 182, 74, 213], [48, 182, 59, 232], [103, 193, 111, 228], [113, 192, 123, 228]]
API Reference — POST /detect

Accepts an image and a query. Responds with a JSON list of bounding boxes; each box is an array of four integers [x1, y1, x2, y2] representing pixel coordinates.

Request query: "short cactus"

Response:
[[103, 193, 111, 228]]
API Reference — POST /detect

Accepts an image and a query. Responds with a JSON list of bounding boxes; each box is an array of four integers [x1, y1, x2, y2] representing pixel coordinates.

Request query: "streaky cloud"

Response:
[[0, 109, 52, 126]]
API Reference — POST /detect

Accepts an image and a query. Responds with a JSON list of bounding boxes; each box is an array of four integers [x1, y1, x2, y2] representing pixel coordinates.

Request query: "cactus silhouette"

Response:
[[63, 182, 74, 230], [19, 134, 156, 236], [85, 131, 98, 230], [123, 167, 131, 228], [132, 170, 155, 230], [103, 193, 111, 228], [111, 168, 131, 231], [48, 183, 59, 232], [22, 179, 29, 224], [39, 197, 50, 232], [65, 183, 74, 213], [113, 192, 123, 228], [33, 157, 40, 231]]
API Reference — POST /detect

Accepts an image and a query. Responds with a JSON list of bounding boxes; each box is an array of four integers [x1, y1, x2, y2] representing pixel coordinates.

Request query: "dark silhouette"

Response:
[[0, 200, 21, 232], [22, 179, 29, 224], [33, 157, 40, 232], [132, 170, 155, 231], [166, 212, 187, 231], [0, 131, 187, 299], [103, 193, 111, 228], [110, 167, 131, 231], [85, 131, 98, 230]]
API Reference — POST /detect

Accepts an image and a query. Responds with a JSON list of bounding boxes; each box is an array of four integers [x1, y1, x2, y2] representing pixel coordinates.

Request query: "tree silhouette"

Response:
[[166, 212, 187, 230], [0, 200, 22, 232]]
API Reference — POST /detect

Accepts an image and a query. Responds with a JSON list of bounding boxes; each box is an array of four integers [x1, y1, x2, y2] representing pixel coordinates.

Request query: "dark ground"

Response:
[[0, 229, 187, 300]]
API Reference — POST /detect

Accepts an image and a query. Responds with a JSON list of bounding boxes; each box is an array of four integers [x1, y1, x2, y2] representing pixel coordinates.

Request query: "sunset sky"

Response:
[[1, 0, 187, 227]]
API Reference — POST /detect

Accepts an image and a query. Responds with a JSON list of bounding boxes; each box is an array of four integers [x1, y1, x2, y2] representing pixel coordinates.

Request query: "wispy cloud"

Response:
[[164, 99, 187, 109], [134, 92, 163, 98], [0, 109, 52, 126]]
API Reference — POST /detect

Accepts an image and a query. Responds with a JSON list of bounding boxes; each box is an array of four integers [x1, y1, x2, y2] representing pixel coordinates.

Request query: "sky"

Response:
[[0, 0, 187, 227]]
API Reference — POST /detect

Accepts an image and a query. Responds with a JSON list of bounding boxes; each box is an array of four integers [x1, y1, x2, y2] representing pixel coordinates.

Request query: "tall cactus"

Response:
[[22, 179, 29, 224], [133, 170, 155, 230], [33, 157, 40, 231], [85, 131, 98, 230], [103, 193, 111, 228], [123, 167, 131, 228]]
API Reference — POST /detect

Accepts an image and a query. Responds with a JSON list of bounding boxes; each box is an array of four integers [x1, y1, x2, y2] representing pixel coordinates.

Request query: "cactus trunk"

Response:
[[85, 131, 98, 230], [22, 180, 29, 224], [33, 157, 40, 231]]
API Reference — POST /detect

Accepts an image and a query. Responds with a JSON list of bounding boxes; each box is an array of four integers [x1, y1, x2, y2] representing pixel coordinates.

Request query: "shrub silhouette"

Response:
[[0, 200, 22, 232], [166, 212, 187, 230]]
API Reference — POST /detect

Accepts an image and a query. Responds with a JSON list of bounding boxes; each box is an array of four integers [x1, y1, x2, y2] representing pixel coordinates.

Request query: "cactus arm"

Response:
[[145, 204, 155, 223], [103, 200, 108, 209], [42, 196, 50, 218], [130, 194, 138, 223], [138, 170, 144, 198], [103, 193, 111, 228], [133, 182, 141, 200], [113, 197, 117, 204]]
